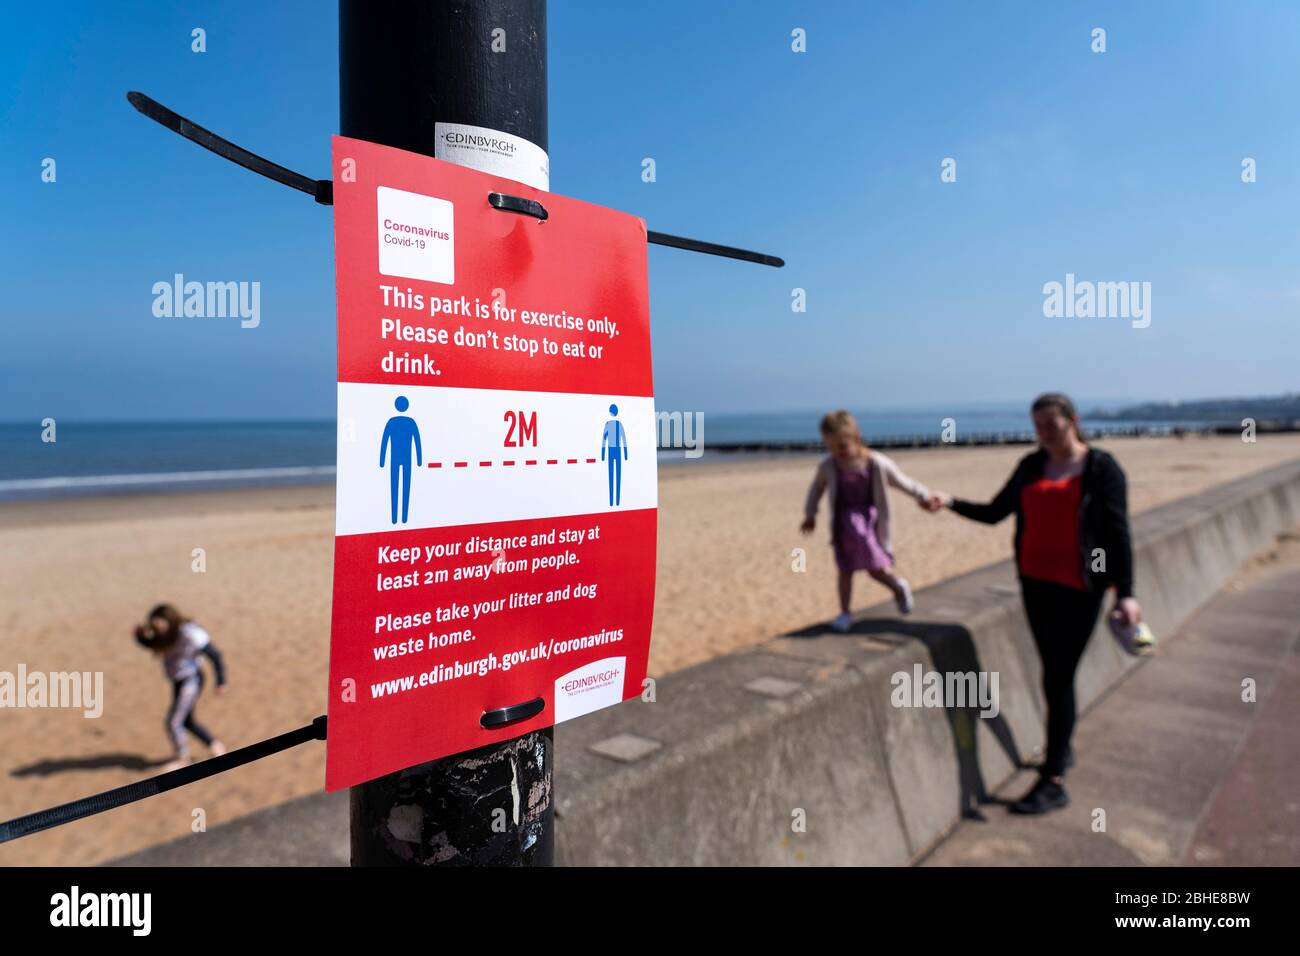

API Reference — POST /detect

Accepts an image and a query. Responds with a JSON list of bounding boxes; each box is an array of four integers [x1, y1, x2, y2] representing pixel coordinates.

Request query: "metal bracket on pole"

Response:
[[126, 91, 783, 267]]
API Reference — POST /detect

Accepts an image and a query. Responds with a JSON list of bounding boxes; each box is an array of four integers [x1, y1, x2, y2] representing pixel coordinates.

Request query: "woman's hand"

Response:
[[800, 516, 815, 534], [1115, 597, 1142, 627], [921, 492, 951, 512]]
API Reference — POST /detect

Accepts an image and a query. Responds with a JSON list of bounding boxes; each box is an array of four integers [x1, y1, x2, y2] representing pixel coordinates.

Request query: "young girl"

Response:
[[801, 410, 933, 631], [135, 603, 228, 771]]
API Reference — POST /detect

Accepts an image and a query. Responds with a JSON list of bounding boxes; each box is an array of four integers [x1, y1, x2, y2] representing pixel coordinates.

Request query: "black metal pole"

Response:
[[341, 0, 554, 867]]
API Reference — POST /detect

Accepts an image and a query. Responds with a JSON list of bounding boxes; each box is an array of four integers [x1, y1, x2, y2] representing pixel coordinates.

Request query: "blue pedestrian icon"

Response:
[[600, 403, 628, 506], [379, 396, 422, 524]]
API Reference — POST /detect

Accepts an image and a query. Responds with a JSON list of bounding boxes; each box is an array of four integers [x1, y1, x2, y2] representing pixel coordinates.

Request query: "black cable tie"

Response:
[[488, 192, 548, 220], [126, 91, 333, 205], [125, 90, 784, 265], [0, 716, 327, 845], [647, 230, 785, 268], [481, 697, 545, 728]]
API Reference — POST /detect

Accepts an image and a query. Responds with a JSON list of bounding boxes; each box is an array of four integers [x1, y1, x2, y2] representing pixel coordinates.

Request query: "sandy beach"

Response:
[[2, 433, 1299, 865]]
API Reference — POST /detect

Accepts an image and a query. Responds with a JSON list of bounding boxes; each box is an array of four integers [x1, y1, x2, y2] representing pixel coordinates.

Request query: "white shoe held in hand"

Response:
[[1108, 612, 1156, 656]]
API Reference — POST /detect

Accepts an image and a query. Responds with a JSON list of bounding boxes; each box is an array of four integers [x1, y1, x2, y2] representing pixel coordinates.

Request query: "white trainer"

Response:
[[831, 612, 853, 633], [896, 579, 914, 615]]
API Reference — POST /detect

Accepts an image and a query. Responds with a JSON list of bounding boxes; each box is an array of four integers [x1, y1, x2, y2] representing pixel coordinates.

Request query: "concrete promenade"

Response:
[[924, 533, 1300, 866]]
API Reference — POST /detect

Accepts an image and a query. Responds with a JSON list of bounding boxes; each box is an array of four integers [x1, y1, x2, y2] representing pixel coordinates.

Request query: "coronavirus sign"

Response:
[[326, 136, 656, 791]]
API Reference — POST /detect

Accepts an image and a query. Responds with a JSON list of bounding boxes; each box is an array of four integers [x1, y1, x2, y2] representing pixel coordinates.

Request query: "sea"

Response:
[[0, 407, 1209, 502]]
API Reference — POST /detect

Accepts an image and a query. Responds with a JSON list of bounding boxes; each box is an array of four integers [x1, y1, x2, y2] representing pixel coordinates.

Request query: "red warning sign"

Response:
[[326, 136, 656, 791]]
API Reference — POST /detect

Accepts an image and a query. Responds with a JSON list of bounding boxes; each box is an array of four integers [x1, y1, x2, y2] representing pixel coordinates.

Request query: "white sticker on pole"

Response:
[[434, 122, 550, 191]]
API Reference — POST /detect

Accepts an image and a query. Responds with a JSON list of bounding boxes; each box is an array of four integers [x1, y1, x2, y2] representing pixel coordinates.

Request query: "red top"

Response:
[[1019, 474, 1086, 589]]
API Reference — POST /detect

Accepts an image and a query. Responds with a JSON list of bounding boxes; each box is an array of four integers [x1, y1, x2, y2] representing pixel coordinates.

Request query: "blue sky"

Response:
[[2, 1, 1298, 420]]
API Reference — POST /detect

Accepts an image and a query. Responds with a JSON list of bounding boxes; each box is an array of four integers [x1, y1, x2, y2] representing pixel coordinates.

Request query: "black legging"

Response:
[[167, 671, 214, 756], [1020, 577, 1105, 777]]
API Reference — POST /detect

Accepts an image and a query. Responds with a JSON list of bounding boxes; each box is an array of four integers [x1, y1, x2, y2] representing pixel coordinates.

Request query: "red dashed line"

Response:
[[427, 457, 596, 469]]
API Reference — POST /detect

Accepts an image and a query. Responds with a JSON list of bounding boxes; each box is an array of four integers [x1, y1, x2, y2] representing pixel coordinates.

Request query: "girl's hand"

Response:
[[922, 492, 951, 512], [1115, 597, 1142, 627], [800, 516, 815, 534]]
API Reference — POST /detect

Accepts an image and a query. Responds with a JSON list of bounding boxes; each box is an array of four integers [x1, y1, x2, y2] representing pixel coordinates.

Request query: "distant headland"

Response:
[[1091, 394, 1300, 424]]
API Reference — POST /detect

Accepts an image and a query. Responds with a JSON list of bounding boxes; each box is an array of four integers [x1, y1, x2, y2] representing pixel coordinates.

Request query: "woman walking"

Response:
[[928, 394, 1142, 814]]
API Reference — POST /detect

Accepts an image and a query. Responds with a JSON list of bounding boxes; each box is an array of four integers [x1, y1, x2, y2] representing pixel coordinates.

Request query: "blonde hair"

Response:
[[819, 410, 869, 454]]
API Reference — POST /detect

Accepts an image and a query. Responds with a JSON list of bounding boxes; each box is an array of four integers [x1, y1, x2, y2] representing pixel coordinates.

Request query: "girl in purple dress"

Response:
[[801, 410, 935, 632]]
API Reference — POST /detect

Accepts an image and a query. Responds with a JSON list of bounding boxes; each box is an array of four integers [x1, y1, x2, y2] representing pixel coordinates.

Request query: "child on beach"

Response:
[[134, 603, 228, 771], [801, 410, 935, 631]]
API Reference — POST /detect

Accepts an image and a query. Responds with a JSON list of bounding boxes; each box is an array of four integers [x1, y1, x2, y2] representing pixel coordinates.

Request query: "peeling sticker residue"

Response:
[[526, 779, 549, 813], [356, 729, 553, 863], [386, 804, 423, 844], [510, 755, 521, 825], [427, 830, 460, 864]]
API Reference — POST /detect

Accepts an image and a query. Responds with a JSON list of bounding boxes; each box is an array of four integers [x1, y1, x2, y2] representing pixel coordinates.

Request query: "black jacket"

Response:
[[949, 447, 1134, 598]]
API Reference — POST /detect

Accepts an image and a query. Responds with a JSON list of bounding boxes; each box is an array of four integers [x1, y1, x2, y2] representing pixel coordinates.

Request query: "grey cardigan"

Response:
[[804, 450, 931, 554]]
